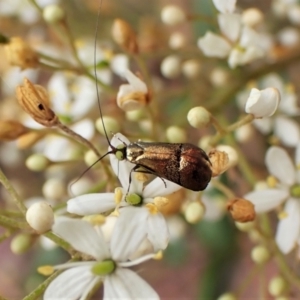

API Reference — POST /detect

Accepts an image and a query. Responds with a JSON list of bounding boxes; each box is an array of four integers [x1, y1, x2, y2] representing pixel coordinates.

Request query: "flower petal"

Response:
[[124, 69, 148, 93], [52, 218, 109, 260], [274, 116, 300, 147], [252, 118, 273, 134], [147, 212, 169, 251], [266, 146, 296, 186], [212, 0, 236, 13], [276, 198, 300, 254], [198, 32, 231, 58], [245, 88, 280, 117], [43, 266, 95, 300], [143, 177, 182, 198], [244, 189, 289, 213], [67, 193, 115, 215], [218, 13, 241, 42], [104, 268, 159, 299], [110, 207, 147, 261]]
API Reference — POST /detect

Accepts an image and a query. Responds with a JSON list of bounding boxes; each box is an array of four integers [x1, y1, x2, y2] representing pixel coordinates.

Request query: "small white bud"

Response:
[[217, 293, 237, 300], [198, 135, 212, 150], [26, 201, 54, 233], [210, 68, 229, 87], [235, 221, 255, 232], [234, 124, 254, 143], [184, 201, 205, 224], [161, 55, 181, 79], [43, 4, 65, 23], [187, 106, 211, 128], [166, 126, 187, 143], [161, 5, 185, 25], [96, 116, 120, 136], [251, 245, 270, 264], [126, 109, 144, 121], [42, 178, 66, 201], [169, 32, 186, 49], [182, 59, 201, 79], [268, 276, 287, 297], [278, 27, 300, 47], [11, 233, 32, 254], [84, 149, 99, 168], [26, 154, 50, 171], [242, 8, 263, 27], [245, 87, 281, 118], [287, 4, 300, 25]]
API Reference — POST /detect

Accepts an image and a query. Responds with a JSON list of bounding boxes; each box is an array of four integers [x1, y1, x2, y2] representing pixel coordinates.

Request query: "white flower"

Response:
[[43, 218, 159, 299], [245, 145, 300, 253], [198, 8, 266, 68], [68, 133, 182, 251], [117, 69, 148, 111], [245, 87, 280, 117], [236, 74, 300, 147]]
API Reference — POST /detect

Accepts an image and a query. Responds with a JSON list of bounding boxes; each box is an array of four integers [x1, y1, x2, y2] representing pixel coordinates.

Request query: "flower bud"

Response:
[[125, 109, 144, 121], [112, 19, 138, 53], [251, 245, 270, 264], [169, 32, 186, 49], [0, 120, 28, 141], [117, 70, 149, 111], [210, 68, 229, 87], [10, 233, 32, 254], [161, 5, 185, 25], [187, 106, 211, 128], [182, 59, 201, 79], [184, 201, 205, 224], [84, 149, 99, 168], [160, 55, 181, 79], [235, 220, 255, 232], [242, 8, 263, 27], [245, 87, 281, 118], [43, 4, 65, 23], [227, 198, 256, 222], [26, 201, 54, 233], [217, 293, 237, 300], [268, 276, 287, 297], [16, 78, 58, 127], [42, 178, 66, 201], [234, 124, 254, 143], [26, 154, 51, 171], [166, 126, 187, 143], [4, 37, 39, 69], [208, 149, 230, 177], [96, 116, 120, 136]]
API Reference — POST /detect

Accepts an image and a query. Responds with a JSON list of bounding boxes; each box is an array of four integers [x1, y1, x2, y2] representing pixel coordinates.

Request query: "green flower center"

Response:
[[91, 260, 116, 276], [126, 193, 143, 206], [291, 184, 300, 198], [115, 145, 126, 161]]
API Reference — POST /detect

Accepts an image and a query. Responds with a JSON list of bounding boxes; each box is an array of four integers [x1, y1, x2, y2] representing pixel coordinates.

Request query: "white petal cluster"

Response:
[[245, 145, 300, 254], [198, 1, 266, 68]]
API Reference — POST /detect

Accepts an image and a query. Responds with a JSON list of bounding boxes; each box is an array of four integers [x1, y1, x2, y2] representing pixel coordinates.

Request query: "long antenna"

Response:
[[94, 0, 113, 149]]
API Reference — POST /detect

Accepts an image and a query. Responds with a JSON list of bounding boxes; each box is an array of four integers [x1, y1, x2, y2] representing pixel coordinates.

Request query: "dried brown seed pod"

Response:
[[227, 198, 256, 223], [0, 120, 28, 141], [16, 78, 58, 127], [112, 18, 139, 54]]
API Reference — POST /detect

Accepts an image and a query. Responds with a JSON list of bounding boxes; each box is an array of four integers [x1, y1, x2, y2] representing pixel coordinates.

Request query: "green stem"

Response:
[[0, 215, 28, 229], [0, 168, 27, 215], [43, 232, 73, 253]]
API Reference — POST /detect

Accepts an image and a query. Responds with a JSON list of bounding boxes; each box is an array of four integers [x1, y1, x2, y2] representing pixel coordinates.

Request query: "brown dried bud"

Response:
[[227, 198, 256, 222], [112, 18, 139, 53], [4, 37, 39, 69], [16, 78, 58, 127], [208, 149, 230, 177], [0, 120, 28, 141]]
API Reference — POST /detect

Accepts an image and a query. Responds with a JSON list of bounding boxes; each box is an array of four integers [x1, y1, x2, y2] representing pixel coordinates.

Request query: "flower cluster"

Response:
[[1, 0, 300, 299]]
